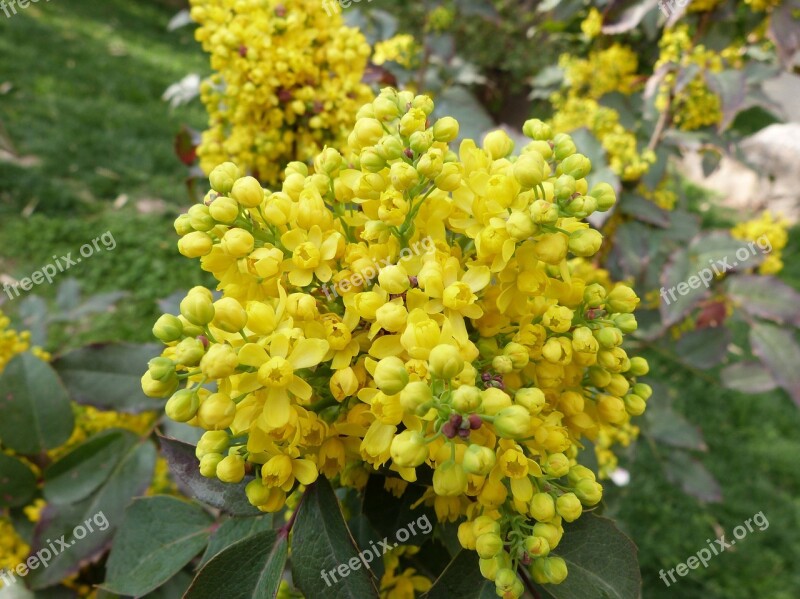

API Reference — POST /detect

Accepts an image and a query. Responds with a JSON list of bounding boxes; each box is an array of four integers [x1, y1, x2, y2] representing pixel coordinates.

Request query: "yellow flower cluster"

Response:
[[559, 44, 641, 99], [580, 8, 603, 40], [380, 546, 432, 598], [190, 0, 374, 186], [0, 309, 48, 371], [656, 26, 723, 131], [426, 6, 455, 33], [731, 211, 790, 275], [689, 0, 723, 12], [637, 181, 678, 211], [372, 34, 421, 69], [145, 88, 650, 596], [0, 517, 29, 586], [744, 0, 781, 11], [551, 95, 655, 181]]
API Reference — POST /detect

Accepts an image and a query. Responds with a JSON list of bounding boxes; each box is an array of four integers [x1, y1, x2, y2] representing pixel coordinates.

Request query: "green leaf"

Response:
[[619, 194, 670, 228], [727, 276, 800, 326], [659, 248, 707, 327], [689, 231, 761, 272], [536, 514, 641, 599], [101, 495, 214, 597], [663, 451, 722, 503], [199, 515, 273, 568], [292, 478, 381, 598], [53, 343, 164, 414], [0, 453, 37, 508], [27, 440, 157, 589], [142, 570, 194, 599], [422, 550, 494, 599], [644, 384, 707, 452], [362, 475, 435, 545], [750, 323, 800, 407], [672, 327, 731, 370], [720, 361, 778, 394], [43, 430, 139, 505], [185, 530, 287, 599], [158, 435, 261, 517], [0, 353, 74, 455], [434, 86, 495, 144]]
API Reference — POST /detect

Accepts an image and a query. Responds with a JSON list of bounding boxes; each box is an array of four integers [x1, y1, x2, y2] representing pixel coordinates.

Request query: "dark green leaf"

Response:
[[0, 353, 74, 454], [619, 195, 670, 228], [158, 435, 261, 517], [720, 361, 778, 394], [363, 475, 435, 545], [292, 478, 380, 598], [102, 496, 213, 597], [672, 327, 731, 370], [27, 440, 157, 589], [750, 323, 800, 407], [422, 550, 494, 599], [434, 86, 495, 144], [199, 515, 273, 568], [142, 571, 194, 599], [44, 430, 139, 505], [727, 276, 800, 326], [53, 343, 164, 414], [659, 248, 707, 327], [663, 451, 722, 503], [185, 530, 287, 599], [536, 514, 641, 599], [0, 453, 37, 508], [644, 384, 707, 451]]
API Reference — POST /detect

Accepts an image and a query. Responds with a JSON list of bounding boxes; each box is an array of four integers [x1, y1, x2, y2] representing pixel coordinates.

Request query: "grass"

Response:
[[1, 2, 799, 597], [0, 0, 207, 214]]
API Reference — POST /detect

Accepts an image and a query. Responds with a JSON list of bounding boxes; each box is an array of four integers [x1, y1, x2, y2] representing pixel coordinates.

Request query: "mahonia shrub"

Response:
[[144, 88, 650, 595], [190, 0, 374, 186]]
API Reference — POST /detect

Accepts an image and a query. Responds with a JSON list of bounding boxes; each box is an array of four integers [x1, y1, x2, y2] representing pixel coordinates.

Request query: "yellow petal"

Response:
[[280, 229, 306, 251], [289, 375, 313, 400], [292, 459, 319, 485], [288, 338, 330, 369], [462, 265, 491, 292]]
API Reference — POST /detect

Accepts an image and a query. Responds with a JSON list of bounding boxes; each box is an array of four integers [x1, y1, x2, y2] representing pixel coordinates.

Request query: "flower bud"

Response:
[[399, 108, 427, 137], [174, 214, 193, 236], [559, 154, 591, 179], [513, 152, 545, 189], [199, 453, 223, 478], [524, 535, 550, 557], [152, 314, 183, 343], [409, 130, 434, 155], [633, 383, 652, 400], [209, 196, 239, 224], [592, 182, 617, 212], [530, 493, 556, 522], [525, 139, 554, 160], [494, 568, 517, 593], [220, 228, 255, 257], [141, 371, 179, 398], [435, 162, 462, 191], [212, 297, 248, 333], [568, 228, 603, 257], [180, 292, 215, 326], [197, 392, 236, 430], [457, 521, 477, 549], [568, 465, 596, 484], [556, 492, 582, 522], [216, 454, 245, 483], [390, 430, 428, 467], [607, 285, 639, 313], [544, 453, 570, 478], [359, 147, 386, 173], [583, 283, 606, 308], [245, 479, 272, 506], [196, 430, 230, 457], [428, 345, 464, 380], [390, 161, 418, 191], [533, 232, 568, 265], [532, 522, 562, 551], [330, 367, 359, 401], [597, 394, 626, 423], [188, 205, 215, 232], [378, 265, 410, 294], [595, 327, 623, 349], [379, 135, 405, 160], [374, 356, 409, 395], [174, 337, 205, 366], [530, 200, 559, 225], [492, 354, 514, 373], [230, 176, 264, 208], [399, 381, 432, 413], [514, 387, 545, 414], [432, 460, 467, 496], [476, 533, 504, 559], [574, 478, 603, 505], [506, 211, 535, 240], [629, 356, 649, 376], [316, 147, 343, 174], [483, 130, 514, 160], [462, 444, 496, 476], [417, 149, 444, 179], [200, 343, 239, 379], [166, 389, 199, 422], [553, 133, 576, 161], [433, 116, 459, 142], [147, 357, 175, 382], [452, 385, 482, 412], [624, 393, 646, 416], [178, 231, 214, 258], [412, 94, 435, 115], [613, 313, 638, 333], [209, 162, 240, 195], [493, 405, 530, 439], [523, 119, 552, 141], [536, 557, 568, 585]]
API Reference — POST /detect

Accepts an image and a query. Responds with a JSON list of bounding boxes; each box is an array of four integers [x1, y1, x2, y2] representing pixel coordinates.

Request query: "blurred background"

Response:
[[1, 1, 799, 597]]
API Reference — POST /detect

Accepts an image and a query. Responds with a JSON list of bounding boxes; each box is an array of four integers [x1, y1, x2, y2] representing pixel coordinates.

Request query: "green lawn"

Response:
[[1, 2, 799, 597]]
